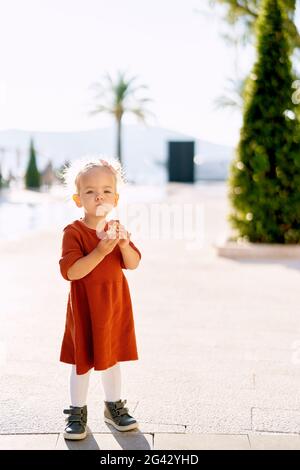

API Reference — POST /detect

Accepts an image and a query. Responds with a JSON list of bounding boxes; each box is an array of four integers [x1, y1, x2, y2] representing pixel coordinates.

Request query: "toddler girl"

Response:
[[59, 157, 141, 440]]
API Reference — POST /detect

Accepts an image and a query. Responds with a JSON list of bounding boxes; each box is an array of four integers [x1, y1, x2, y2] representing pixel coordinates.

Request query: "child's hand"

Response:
[[96, 237, 119, 257], [100, 220, 131, 248], [117, 223, 131, 248], [105, 220, 119, 239]]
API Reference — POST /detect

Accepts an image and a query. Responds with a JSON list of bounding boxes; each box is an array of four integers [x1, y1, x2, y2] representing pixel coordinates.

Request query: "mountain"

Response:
[[0, 125, 234, 183]]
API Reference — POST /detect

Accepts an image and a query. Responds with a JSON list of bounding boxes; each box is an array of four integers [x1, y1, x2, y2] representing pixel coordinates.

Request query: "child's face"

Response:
[[73, 166, 119, 216]]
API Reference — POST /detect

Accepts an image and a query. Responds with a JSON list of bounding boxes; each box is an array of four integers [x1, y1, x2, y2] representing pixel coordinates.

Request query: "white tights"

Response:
[[70, 362, 122, 407]]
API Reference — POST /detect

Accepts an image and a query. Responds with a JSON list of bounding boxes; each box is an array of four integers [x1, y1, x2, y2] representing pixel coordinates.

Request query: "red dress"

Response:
[[59, 219, 141, 375]]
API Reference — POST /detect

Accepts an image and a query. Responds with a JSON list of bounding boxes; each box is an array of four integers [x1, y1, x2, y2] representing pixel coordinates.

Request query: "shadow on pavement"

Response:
[[63, 425, 151, 450]]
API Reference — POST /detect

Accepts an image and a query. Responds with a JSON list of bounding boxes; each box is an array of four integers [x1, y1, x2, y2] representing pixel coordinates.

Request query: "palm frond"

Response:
[[213, 76, 246, 111], [214, 94, 242, 110], [88, 105, 113, 116], [89, 70, 154, 122]]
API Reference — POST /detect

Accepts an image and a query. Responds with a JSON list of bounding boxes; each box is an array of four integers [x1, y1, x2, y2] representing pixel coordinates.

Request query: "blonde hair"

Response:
[[60, 155, 126, 198]]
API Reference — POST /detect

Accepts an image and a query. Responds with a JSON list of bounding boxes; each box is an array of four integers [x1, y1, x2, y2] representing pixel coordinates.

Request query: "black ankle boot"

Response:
[[104, 399, 138, 432], [63, 405, 88, 440]]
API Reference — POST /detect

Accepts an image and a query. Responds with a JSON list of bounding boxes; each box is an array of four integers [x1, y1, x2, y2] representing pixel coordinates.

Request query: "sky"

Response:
[[0, 0, 281, 147]]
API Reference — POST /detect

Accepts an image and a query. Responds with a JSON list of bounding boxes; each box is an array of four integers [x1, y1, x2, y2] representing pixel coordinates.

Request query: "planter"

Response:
[[214, 240, 300, 260]]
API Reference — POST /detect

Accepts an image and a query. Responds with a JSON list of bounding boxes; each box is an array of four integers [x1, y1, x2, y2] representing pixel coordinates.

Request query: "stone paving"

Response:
[[1, 182, 300, 449]]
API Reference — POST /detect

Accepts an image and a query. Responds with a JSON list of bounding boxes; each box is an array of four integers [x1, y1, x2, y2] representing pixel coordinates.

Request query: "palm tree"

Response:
[[89, 71, 153, 165]]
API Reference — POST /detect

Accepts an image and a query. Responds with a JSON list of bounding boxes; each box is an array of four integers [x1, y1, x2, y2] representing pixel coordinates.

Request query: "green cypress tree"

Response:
[[25, 138, 40, 189], [228, 0, 300, 244]]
